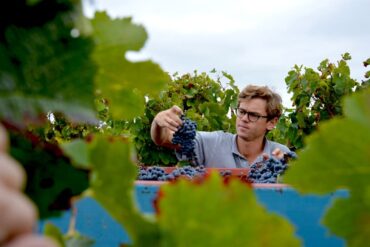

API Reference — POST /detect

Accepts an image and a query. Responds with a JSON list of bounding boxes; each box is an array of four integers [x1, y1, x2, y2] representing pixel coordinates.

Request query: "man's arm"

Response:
[[150, 105, 183, 149]]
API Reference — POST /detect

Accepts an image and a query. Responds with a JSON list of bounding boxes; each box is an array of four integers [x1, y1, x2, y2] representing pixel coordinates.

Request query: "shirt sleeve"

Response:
[[193, 132, 205, 166]]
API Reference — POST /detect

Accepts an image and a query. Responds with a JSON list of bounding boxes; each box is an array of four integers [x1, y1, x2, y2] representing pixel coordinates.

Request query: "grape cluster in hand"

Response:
[[248, 151, 297, 183], [172, 115, 197, 163]]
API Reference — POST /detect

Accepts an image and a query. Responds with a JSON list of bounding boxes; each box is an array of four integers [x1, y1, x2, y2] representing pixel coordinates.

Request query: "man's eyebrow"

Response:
[[242, 109, 262, 115], [238, 107, 264, 115]]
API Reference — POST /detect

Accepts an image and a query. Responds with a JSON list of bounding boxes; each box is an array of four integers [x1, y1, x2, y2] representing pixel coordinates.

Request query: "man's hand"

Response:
[[271, 148, 285, 160], [153, 105, 183, 132], [0, 125, 57, 247], [151, 105, 185, 147], [261, 148, 285, 161]]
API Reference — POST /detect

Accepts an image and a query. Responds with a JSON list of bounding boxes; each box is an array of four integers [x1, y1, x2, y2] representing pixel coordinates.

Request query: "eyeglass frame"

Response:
[[235, 108, 270, 122]]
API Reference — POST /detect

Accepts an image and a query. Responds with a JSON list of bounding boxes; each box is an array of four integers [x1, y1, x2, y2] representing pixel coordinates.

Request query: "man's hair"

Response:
[[238, 85, 282, 119]]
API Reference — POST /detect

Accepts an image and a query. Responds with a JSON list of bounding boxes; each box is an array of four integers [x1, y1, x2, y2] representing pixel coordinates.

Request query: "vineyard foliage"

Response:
[[158, 173, 300, 247], [0, 0, 167, 221], [284, 86, 370, 246], [268, 54, 370, 150], [1, 0, 370, 246], [130, 71, 240, 166]]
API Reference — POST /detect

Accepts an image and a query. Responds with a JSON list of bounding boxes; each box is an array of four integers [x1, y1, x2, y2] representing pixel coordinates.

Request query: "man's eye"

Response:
[[249, 112, 260, 117]]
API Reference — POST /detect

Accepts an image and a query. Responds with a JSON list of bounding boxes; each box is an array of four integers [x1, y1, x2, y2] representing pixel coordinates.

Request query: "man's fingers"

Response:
[[170, 105, 183, 116], [0, 154, 25, 190], [166, 123, 179, 132], [272, 148, 284, 159], [0, 186, 37, 244], [0, 124, 24, 190], [262, 153, 270, 161], [169, 106, 183, 126], [3, 235, 58, 247]]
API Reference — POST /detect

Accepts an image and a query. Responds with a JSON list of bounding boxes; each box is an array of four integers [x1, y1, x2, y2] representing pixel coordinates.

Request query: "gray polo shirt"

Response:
[[176, 131, 291, 168]]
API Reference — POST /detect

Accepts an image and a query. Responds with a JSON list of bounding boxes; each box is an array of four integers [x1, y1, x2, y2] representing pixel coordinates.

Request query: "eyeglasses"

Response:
[[235, 108, 269, 122]]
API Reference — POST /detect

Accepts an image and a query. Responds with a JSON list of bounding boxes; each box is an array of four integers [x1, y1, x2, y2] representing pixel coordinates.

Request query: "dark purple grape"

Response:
[[247, 152, 297, 183], [172, 115, 198, 164]]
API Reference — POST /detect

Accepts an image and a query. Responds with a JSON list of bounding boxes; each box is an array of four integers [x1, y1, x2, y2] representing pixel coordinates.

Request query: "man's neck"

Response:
[[236, 135, 266, 164]]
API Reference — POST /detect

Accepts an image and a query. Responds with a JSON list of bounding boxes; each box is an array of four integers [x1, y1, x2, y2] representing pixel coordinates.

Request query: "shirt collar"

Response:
[[232, 135, 271, 157], [232, 134, 241, 156]]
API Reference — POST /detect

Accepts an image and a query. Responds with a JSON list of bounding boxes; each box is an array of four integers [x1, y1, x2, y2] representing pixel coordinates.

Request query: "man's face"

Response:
[[236, 98, 276, 142]]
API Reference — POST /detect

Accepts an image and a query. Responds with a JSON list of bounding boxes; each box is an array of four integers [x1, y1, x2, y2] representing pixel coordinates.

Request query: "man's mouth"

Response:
[[238, 125, 249, 130]]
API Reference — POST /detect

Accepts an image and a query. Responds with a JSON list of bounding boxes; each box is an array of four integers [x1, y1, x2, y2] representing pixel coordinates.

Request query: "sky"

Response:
[[83, 0, 370, 107]]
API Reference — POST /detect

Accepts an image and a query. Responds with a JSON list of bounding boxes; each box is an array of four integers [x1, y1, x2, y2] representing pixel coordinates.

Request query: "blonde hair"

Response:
[[238, 85, 282, 119]]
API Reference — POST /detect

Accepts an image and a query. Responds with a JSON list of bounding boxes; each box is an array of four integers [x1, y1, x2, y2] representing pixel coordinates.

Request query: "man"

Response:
[[151, 85, 291, 168], [0, 124, 57, 247]]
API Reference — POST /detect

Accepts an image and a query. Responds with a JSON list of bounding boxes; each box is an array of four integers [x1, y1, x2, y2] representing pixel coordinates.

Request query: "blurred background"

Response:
[[83, 0, 370, 106]]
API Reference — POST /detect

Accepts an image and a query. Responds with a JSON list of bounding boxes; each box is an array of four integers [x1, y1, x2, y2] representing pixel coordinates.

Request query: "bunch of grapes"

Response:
[[172, 115, 197, 164], [248, 151, 297, 183], [137, 165, 206, 181]]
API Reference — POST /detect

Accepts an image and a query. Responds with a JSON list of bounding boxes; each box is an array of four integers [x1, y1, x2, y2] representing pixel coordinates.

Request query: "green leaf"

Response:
[[284, 117, 370, 193], [323, 192, 370, 247], [88, 135, 160, 246], [344, 89, 370, 126], [158, 173, 300, 246], [0, 16, 97, 127], [221, 71, 235, 84], [9, 129, 89, 219], [91, 12, 146, 52], [65, 233, 95, 247], [342, 52, 352, 61], [60, 139, 90, 168], [296, 112, 306, 128], [26, 0, 42, 6], [159, 152, 171, 165], [284, 89, 370, 194], [44, 222, 66, 247], [364, 58, 370, 67], [91, 12, 169, 120]]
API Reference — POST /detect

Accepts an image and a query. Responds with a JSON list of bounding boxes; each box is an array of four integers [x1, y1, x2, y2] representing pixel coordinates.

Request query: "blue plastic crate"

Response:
[[38, 183, 348, 247]]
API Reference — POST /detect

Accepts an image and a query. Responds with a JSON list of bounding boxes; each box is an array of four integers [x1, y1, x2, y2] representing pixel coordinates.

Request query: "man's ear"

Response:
[[266, 117, 278, 131]]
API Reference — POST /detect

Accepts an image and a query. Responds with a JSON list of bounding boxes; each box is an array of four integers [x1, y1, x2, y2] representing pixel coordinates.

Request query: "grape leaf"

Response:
[[0, 9, 97, 127], [323, 192, 370, 247], [158, 173, 300, 247], [44, 222, 66, 247], [91, 12, 170, 120], [283, 88, 370, 245], [65, 233, 95, 247], [88, 135, 160, 246], [8, 128, 89, 219], [61, 139, 90, 168], [283, 89, 370, 193], [344, 89, 370, 126], [44, 222, 96, 247]]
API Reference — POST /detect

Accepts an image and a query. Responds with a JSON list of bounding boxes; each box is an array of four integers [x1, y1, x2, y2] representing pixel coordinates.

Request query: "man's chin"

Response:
[[237, 133, 251, 141], [237, 128, 249, 136]]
